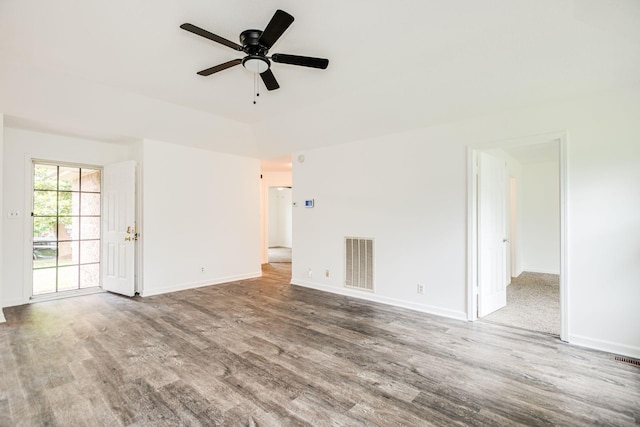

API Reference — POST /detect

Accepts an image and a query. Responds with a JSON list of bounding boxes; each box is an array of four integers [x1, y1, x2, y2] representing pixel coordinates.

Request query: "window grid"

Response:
[[32, 163, 101, 295]]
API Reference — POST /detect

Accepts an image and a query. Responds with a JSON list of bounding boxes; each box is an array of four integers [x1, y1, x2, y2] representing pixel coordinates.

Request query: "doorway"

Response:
[[468, 135, 567, 339], [31, 162, 102, 297], [267, 186, 292, 263]]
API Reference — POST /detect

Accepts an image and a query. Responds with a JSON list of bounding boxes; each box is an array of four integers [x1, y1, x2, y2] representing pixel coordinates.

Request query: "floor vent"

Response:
[[345, 237, 374, 292], [611, 355, 640, 368]]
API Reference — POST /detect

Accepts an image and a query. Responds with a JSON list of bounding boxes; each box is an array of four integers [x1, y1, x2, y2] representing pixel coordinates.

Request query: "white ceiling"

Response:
[[1, 0, 639, 160]]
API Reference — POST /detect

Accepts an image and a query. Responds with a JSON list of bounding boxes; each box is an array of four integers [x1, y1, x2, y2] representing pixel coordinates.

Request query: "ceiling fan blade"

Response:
[[197, 59, 242, 76], [271, 53, 329, 69], [180, 23, 243, 51], [260, 69, 280, 91], [258, 10, 294, 49]]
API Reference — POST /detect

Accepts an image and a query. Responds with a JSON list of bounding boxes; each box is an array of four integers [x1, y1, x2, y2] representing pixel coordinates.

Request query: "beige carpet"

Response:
[[482, 272, 560, 336], [268, 246, 291, 263]]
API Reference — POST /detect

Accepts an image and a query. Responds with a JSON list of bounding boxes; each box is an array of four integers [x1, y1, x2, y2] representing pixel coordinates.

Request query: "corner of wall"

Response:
[[0, 112, 5, 321]]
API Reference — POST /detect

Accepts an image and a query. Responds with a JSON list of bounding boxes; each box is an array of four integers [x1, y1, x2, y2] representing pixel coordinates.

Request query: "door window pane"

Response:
[[81, 169, 101, 192], [80, 264, 100, 288], [59, 167, 80, 191], [33, 164, 57, 190], [80, 240, 100, 264], [58, 266, 79, 291], [81, 193, 101, 216], [58, 191, 78, 216], [33, 191, 57, 216], [33, 268, 56, 295], [58, 241, 79, 266], [81, 217, 101, 240], [33, 217, 57, 240]]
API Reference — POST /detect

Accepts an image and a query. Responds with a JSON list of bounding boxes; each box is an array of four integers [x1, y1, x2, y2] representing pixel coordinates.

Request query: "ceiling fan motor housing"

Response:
[[240, 30, 266, 54]]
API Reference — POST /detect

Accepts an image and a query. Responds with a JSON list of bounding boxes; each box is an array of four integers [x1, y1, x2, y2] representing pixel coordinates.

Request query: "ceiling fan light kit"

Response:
[[180, 9, 329, 95], [242, 56, 270, 74]]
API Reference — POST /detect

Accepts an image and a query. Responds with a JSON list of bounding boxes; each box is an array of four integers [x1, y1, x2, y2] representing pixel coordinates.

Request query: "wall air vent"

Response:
[[345, 237, 374, 292], [611, 355, 640, 368]]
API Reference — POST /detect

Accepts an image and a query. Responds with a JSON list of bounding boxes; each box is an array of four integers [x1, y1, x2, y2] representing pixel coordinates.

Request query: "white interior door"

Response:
[[478, 152, 507, 317], [102, 160, 136, 296]]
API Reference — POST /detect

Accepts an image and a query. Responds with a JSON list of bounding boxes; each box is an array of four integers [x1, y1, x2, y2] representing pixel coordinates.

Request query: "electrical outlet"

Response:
[[417, 283, 425, 294], [7, 211, 20, 218], [325, 269, 330, 278], [308, 268, 313, 278], [201, 267, 205, 273]]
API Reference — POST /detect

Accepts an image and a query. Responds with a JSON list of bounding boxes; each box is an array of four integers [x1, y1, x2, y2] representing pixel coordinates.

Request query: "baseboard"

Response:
[[521, 268, 560, 275], [141, 271, 262, 297], [0, 309, 5, 323], [291, 279, 467, 321], [569, 333, 640, 360], [2, 298, 25, 309]]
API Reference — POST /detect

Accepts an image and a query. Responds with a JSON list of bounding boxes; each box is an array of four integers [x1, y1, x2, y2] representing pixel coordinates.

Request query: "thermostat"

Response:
[[305, 199, 314, 208]]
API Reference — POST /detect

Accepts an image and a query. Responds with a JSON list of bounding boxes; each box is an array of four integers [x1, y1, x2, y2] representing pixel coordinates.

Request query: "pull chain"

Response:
[[253, 73, 260, 105]]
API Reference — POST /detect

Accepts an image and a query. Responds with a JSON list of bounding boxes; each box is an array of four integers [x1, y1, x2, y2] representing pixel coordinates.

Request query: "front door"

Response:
[[477, 152, 507, 317], [102, 160, 136, 296]]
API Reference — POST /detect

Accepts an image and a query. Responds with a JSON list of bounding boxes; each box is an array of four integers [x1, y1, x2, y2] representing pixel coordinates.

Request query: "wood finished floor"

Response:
[[1, 263, 639, 426]]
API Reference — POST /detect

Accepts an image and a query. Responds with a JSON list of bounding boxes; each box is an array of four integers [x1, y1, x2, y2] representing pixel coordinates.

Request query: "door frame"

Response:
[[466, 132, 568, 342], [24, 157, 106, 302]]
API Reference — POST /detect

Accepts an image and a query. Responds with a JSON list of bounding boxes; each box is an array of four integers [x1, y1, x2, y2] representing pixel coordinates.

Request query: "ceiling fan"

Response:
[[180, 9, 329, 91]]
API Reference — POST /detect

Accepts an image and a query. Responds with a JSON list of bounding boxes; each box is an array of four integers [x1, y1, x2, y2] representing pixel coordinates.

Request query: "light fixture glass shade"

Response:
[[242, 57, 269, 74]]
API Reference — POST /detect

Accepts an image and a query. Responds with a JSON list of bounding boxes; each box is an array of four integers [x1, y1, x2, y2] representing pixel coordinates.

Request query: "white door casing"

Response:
[[478, 152, 507, 317], [102, 160, 136, 296]]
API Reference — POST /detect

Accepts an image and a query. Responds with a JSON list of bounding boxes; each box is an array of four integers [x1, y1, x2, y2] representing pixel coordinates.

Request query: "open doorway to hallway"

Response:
[[472, 138, 564, 337], [260, 156, 293, 268], [268, 186, 292, 263]]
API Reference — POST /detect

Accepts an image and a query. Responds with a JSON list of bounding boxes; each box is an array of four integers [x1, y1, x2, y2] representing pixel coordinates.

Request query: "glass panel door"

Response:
[[32, 163, 102, 296]]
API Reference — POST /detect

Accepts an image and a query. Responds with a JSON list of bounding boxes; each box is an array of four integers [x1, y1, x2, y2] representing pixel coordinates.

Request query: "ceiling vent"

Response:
[[345, 237, 374, 292]]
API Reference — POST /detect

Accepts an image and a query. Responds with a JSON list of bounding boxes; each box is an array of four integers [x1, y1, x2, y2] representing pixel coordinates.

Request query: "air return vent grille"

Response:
[[611, 355, 640, 368], [345, 237, 374, 291]]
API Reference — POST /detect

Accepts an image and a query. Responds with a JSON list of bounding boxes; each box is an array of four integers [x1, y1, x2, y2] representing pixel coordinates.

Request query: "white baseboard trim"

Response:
[[521, 268, 560, 275], [569, 333, 640, 359], [2, 298, 25, 309], [291, 279, 467, 322], [0, 309, 5, 323], [141, 271, 262, 297]]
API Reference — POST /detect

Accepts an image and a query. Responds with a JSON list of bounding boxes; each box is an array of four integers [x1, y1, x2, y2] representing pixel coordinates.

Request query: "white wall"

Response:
[[0, 114, 4, 322], [1, 127, 131, 307], [268, 187, 292, 248], [292, 83, 640, 358], [521, 161, 560, 274], [139, 139, 261, 296], [260, 170, 292, 264]]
